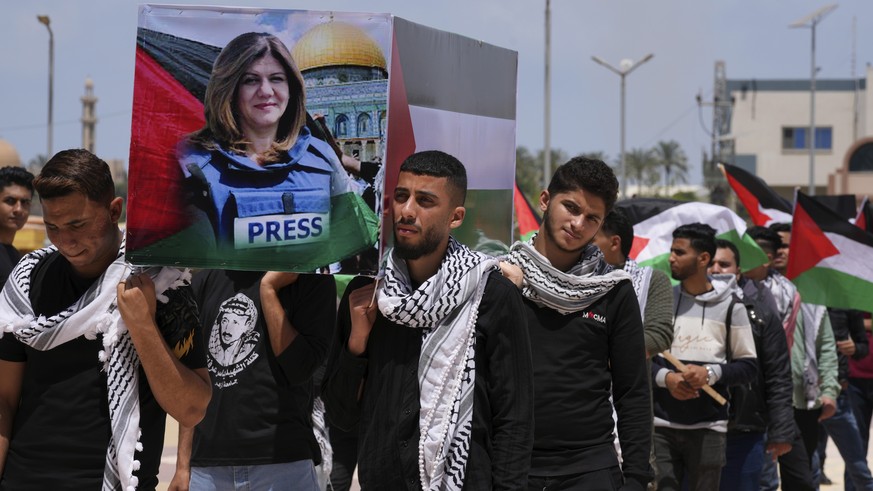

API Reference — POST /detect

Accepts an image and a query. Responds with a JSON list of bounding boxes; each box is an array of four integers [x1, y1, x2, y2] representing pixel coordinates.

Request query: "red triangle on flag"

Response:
[[628, 235, 650, 260], [513, 182, 541, 237], [786, 199, 840, 280], [724, 172, 773, 226]]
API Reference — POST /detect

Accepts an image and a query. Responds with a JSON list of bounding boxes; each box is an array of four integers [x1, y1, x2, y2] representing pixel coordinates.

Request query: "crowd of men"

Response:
[[0, 148, 870, 491]]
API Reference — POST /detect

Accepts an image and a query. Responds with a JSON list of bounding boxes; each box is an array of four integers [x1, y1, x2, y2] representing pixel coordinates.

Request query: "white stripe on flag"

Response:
[[759, 204, 792, 227], [634, 202, 748, 262], [818, 232, 873, 281], [408, 104, 516, 190]]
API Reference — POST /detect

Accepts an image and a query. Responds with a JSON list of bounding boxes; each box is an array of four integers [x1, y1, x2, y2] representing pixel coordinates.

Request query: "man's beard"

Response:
[[541, 208, 589, 255], [394, 220, 444, 260]]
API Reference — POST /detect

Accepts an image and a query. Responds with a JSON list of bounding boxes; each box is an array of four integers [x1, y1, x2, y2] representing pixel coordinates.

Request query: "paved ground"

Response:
[[156, 416, 854, 490]]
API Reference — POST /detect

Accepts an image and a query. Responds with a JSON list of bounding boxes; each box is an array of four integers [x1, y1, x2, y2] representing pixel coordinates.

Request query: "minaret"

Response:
[[81, 78, 97, 153]]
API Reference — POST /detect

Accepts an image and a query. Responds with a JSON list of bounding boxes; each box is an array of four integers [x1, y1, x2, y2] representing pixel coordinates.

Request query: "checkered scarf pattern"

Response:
[[504, 233, 630, 315], [378, 237, 496, 491], [0, 240, 189, 491]]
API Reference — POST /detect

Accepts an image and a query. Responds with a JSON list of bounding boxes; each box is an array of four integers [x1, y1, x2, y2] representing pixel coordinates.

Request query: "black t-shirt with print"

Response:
[[0, 251, 206, 491], [189, 269, 335, 466]]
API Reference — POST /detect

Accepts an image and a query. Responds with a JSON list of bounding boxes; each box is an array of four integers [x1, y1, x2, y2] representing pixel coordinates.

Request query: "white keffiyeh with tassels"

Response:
[[504, 233, 630, 315], [0, 240, 190, 491], [377, 237, 496, 491]]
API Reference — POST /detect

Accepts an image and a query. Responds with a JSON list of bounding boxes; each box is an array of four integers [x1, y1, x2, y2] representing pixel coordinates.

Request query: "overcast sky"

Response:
[[2, 0, 872, 185]]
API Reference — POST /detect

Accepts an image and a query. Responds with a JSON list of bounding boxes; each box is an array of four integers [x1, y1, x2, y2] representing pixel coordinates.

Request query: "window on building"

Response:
[[335, 114, 349, 138], [782, 127, 832, 150], [357, 113, 372, 137]]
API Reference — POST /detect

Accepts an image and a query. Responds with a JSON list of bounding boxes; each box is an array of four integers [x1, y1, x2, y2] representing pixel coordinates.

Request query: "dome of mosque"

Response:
[[0, 139, 22, 167], [292, 21, 387, 72]]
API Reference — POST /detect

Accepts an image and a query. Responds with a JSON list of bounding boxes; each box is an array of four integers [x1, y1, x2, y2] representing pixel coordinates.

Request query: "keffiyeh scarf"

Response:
[[622, 258, 653, 321], [800, 303, 826, 408], [378, 237, 496, 491], [504, 233, 630, 315], [0, 240, 190, 491]]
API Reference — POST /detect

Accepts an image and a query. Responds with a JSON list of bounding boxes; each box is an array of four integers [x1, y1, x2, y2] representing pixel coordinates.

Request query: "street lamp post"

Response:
[[543, 0, 551, 189], [790, 3, 837, 196], [591, 53, 654, 198], [37, 15, 54, 159]]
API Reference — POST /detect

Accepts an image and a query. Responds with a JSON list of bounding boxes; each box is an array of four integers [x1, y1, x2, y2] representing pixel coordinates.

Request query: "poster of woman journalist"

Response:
[[127, 6, 388, 274]]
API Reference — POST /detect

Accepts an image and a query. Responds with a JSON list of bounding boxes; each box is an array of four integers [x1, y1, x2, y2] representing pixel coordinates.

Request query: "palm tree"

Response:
[[625, 148, 657, 197], [653, 140, 688, 197]]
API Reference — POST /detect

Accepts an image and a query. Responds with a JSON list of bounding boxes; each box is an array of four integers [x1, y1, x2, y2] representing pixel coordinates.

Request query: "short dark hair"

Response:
[[0, 167, 34, 194], [746, 225, 782, 256], [547, 157, 619, 213], [673, 222, 717, 261], [33, 149, 115, 204], [769, 222, 791, 233], [714, 238, 740, 266], [399, 150, 467, 205], [601, 208, 634, 259]]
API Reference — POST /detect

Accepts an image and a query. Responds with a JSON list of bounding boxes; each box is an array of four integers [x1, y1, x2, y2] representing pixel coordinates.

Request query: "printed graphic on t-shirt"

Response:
[[207, 293, 260, 388]]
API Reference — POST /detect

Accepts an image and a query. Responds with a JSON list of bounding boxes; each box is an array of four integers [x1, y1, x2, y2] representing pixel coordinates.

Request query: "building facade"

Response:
[[726, 66, 873, 201], [292, 21, 388, 164]]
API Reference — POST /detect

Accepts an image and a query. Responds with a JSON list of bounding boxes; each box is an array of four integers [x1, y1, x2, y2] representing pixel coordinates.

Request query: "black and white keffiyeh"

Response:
[[623, 258, 653, 320], [0, 240, 190, 491], [378, 237, 497, 491], [504, 233, 630, 315]]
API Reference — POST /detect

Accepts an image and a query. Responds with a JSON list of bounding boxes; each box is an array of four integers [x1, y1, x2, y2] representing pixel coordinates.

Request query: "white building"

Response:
[[727, 66, 873, 200]]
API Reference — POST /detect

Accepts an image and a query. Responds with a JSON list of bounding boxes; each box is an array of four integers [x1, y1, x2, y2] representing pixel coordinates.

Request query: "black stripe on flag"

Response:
[[721, 163, 791, 213], [137, 28, 219, 104], [614, 197, 683, 225]]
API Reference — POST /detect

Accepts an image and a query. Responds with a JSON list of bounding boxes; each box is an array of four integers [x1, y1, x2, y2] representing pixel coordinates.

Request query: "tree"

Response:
[[652, 140, 689, 196], [578, 151, 610, 163], [515, 146, 542, 202], [625, 148, 657, 197]]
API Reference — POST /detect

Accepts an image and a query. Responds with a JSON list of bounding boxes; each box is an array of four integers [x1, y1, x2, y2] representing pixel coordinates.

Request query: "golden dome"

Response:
[[292, 21, 387, 72], [0, 139, 22, 168]]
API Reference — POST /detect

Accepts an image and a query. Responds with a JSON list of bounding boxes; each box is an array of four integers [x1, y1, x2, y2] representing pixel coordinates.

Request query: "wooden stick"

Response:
[[660, 352, 727, 406]]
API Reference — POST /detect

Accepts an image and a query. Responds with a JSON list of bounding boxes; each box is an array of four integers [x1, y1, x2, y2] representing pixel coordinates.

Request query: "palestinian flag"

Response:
[[513, 181, 541, 241], [387, 18, 518, 251], [788, 192, 873, 310], [856, 197, 872, 232], [719, 163, 792, 226], [615, 198, 768, 281]]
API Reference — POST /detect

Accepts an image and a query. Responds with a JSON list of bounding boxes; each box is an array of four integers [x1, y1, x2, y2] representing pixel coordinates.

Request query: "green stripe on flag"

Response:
[[638, 252, 674, 285], [792, 267, 873, 311]]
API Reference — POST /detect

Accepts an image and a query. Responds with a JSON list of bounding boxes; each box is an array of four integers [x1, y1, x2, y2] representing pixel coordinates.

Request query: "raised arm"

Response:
[[260, 273, 335, 384], [117, 274, 211, 427], [321, 277, 376, 431]]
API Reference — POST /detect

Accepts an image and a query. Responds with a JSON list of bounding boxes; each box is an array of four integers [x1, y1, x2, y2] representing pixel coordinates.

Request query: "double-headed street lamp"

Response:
[[591, 53, 654, 198], [789, 4, 837, 196], [37, 15, 54, 159]]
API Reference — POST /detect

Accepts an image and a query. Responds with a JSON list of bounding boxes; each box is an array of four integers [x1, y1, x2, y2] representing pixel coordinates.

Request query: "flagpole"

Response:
[[790, 4, 837, 196]]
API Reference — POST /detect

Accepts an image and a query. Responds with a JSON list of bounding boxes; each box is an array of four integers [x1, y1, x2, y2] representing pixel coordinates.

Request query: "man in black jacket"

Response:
[[322, 151, 533, 490], [710, 239, 795, 491], [502, 158, 652, 490]]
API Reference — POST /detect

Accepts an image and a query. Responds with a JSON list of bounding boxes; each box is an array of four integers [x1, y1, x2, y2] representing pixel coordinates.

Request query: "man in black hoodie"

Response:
[[710, 239, 794, 491]]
